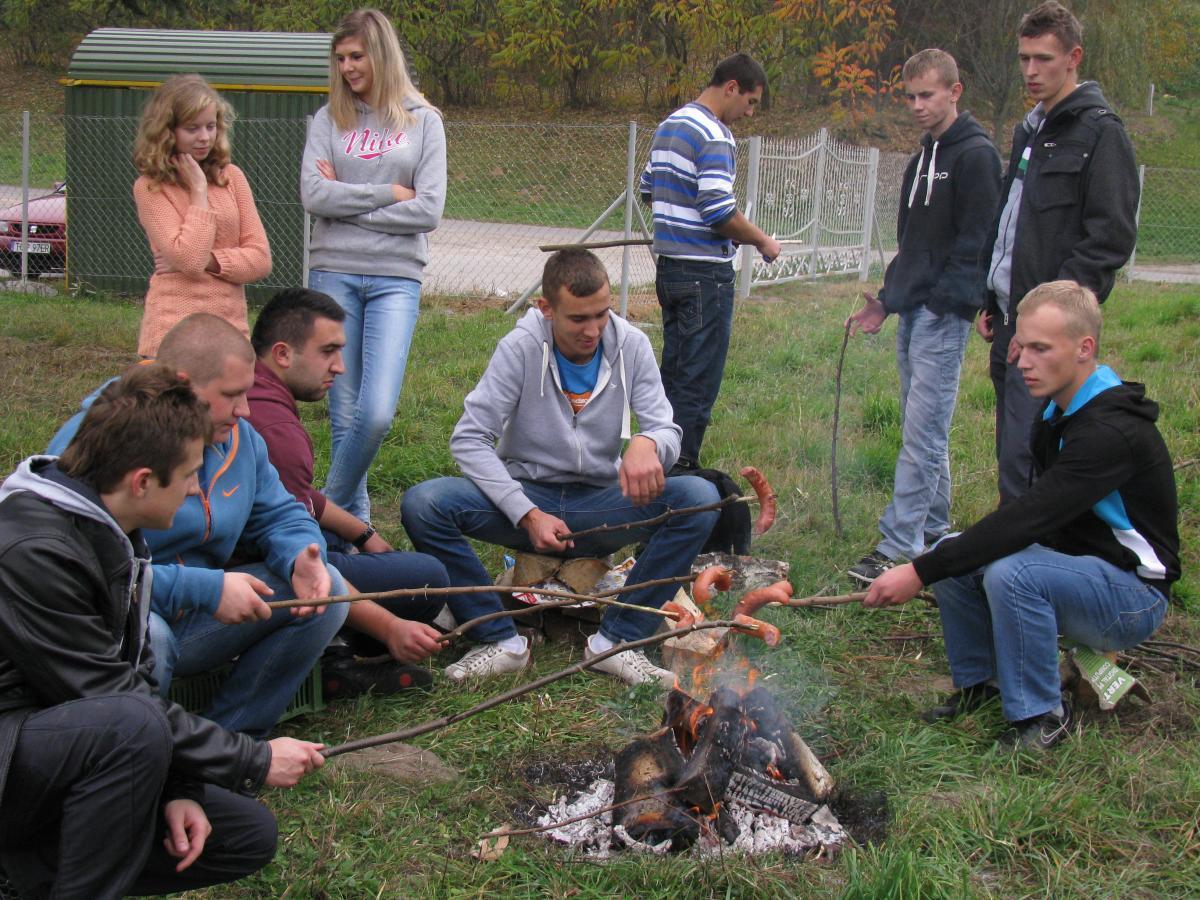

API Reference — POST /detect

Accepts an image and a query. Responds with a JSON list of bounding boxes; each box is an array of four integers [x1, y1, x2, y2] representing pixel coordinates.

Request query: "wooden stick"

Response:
[[560, 494, 747, 541], [265, 572, 699, 611], [322, 620, 753, 758], [768, 590, 935, 608], [438, 592, 678, 644], [539, 238, 654, 252], [831, 320, 851, 539]]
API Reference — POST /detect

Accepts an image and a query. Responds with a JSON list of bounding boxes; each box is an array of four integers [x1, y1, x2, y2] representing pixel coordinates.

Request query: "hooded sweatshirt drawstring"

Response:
[[906, 140, 940, 208]]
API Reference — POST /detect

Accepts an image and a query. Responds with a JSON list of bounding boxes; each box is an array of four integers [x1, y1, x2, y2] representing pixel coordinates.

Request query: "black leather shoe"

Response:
[[920, 683, 1001, 724]]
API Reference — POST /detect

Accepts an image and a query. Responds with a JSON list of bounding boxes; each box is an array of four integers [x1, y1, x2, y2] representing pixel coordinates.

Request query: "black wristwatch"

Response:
[[351, 525, 376, 550]]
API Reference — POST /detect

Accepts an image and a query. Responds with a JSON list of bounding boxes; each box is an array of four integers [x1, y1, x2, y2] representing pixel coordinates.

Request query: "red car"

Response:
[[0, 183, 66, 275]]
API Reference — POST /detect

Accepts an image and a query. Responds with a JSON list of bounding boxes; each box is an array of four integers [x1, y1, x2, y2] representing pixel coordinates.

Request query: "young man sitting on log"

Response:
[[402, 248, 720, 686], [865, 281, 1180, 751], [0, 365, 326, 897]]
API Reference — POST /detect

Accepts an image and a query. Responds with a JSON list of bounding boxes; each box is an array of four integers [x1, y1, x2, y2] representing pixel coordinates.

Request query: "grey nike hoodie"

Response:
[[451, 308, 682, 525], [301, 97, 447, 281]]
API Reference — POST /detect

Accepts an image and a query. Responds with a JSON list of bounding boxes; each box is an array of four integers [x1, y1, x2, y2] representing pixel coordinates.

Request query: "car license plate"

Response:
[[9, 240, 51, 253]]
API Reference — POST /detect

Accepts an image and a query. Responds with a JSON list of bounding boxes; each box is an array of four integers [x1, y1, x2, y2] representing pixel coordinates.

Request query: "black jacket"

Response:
[[914, 375, 1180, 593], [986, 82, 1139, 316], [880, 112, 1001, 319], [0, 458, 271, 802]]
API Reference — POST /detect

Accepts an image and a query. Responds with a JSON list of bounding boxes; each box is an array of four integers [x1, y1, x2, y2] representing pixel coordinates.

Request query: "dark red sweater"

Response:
[[245, 359, 327, 520]]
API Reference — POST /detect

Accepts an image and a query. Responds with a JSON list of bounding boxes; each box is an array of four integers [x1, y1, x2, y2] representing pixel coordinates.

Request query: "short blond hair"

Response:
[[132, 74, 234, 189], [1017, 280, 1102, 343], [157, 313, 255, 386], [902, 49, 960, 89]]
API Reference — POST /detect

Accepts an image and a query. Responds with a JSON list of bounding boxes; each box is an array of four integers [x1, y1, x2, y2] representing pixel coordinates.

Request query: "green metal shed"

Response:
[[64, 28, 333, 298]]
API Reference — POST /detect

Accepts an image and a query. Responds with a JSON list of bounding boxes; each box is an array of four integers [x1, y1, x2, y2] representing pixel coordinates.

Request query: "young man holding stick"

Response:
[[403, 249, 720, 686], [0, 365, 325, 897], [864, 282, 1178, 752], [846, 48, 1002, 584]]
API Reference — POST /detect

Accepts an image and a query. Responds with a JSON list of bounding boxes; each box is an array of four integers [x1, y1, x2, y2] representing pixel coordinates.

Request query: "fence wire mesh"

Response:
[[1131, 166, 1200, 271], [2, 112, 1194, 297]]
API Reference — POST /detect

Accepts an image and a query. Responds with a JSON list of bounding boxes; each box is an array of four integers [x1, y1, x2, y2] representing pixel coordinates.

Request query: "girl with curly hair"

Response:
[[132, 74, 271, 357]]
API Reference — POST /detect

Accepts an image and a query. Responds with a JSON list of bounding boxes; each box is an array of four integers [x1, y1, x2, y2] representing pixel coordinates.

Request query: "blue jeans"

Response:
[[328, 548, 449, 656], [656, 256, 736, 467], [877, 306, 972, 560], [401, 475, 720, 643], [990, 310, 1044, 503], [147, 562, 349, 739], [933, 544, 1168, 721], [309, 269, 422, 521]]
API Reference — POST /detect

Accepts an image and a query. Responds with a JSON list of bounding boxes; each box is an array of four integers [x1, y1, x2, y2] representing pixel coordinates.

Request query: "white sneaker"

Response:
[[445, 642, 530, 683], [584, 645, 675, 688]]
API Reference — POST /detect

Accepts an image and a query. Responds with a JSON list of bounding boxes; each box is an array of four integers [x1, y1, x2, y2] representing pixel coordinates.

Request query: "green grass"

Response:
[[1, 278, 1197, 897]]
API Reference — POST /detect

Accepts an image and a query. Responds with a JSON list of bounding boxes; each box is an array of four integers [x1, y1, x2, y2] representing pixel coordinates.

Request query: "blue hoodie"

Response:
[[48, 389, 325, 620]]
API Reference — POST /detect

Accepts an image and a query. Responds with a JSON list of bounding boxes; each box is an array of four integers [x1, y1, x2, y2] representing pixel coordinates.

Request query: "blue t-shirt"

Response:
[[554, 343, 602, 414]]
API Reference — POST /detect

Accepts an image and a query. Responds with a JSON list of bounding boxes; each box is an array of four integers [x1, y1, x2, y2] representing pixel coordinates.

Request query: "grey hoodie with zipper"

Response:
[[301, 97, 446, 282], [451, 308, 683, 526]]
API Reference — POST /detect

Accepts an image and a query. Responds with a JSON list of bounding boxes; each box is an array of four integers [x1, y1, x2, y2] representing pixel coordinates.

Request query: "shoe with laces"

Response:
[[848, 550, 898, 585], [445, 642, 530, 683], [584, 645, 675, 688], [997, 697, 1073, 753]]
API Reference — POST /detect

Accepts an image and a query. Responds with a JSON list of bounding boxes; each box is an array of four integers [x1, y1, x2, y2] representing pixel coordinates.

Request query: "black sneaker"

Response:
[[997, 698, 1073, 753], [848, 550, 898, 585], [920, 683, 1001, 723], [322, 656, 434, 701]]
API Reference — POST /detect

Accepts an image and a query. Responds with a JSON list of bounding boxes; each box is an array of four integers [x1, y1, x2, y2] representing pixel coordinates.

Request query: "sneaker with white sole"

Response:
[[584, 645, 675, 688], [445, 642, 530, 683], [847, 550, 898, 585]]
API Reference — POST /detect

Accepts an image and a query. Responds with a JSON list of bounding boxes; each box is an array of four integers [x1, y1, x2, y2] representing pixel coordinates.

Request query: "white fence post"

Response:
[[19, 111, 30, 284], [620, 121, 637, 319], [808, 128, 829, 281], [1146, 83, 1155, 116], [858, 147, 880, 282], [738, 134, 762, 299]]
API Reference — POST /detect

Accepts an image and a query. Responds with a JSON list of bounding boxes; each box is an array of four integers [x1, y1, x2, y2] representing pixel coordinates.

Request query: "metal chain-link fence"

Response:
[[4, 111, 1196, 296], [1129, 165, 1200, 273], [0, 111, 66, 280]]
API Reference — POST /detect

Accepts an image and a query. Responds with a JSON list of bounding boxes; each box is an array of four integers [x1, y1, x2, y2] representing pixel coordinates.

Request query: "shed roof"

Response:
[[65, 28, 332, 92]]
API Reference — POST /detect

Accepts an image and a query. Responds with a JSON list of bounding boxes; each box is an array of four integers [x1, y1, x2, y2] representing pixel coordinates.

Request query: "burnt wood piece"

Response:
[[725, 768, 819, 825], [612, 729, 698, 851], [742, 685, 834, 802], [675, 687, 748, 813], [661, 688, 711, 756], [717, 803, 741, 844]]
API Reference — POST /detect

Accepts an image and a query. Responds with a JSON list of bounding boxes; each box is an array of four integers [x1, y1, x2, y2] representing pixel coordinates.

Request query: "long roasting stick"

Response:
[[558, 494, 748, 541], [265, 572, 700, 611], [768, 590, 935, 608], [322, 619, 756, 758]]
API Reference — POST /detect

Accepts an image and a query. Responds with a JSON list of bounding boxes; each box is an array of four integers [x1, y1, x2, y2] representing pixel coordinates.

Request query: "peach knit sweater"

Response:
[[133, 163, 272, 356]]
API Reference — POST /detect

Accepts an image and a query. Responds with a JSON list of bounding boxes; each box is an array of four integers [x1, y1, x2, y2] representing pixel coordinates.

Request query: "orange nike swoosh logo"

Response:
[[221, 485, 240, 498]]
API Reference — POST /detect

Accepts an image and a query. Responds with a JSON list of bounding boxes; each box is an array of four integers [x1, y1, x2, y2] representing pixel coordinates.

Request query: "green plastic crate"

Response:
[[168, 661, 324, 724]]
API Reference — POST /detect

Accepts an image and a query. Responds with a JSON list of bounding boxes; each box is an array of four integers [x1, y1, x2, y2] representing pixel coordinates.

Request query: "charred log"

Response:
[[612, 729, 698, 850], [675, 687, 748, 813]]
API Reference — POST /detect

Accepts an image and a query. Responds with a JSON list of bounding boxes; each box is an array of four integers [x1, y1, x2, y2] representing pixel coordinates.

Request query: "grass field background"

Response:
[[1, 277, 1196, 897]]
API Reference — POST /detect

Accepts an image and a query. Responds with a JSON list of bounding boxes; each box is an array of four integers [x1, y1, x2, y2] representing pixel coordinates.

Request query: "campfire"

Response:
[[536, 669, 846, 857]]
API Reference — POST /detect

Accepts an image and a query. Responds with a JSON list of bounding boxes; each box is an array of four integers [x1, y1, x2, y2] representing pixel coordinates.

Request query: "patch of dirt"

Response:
[[829, 789, 889, 845], [330, 743, 458, 784], [520, 751, 614, 795]]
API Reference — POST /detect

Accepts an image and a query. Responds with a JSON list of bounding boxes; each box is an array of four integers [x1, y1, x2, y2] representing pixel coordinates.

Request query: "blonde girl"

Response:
[[300, 9, 447, 522]]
